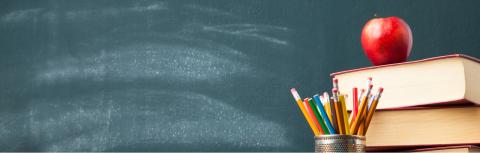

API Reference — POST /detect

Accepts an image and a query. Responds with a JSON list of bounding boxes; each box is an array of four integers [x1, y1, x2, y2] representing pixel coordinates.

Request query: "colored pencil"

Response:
[[323, 92, 332, 122], [349, 84, 373, 135], [332, 88, 345, 134], [314, 94, 336, 134], [329, 97, 338, 133], [364, 88, 384, 134], [350, 89, 363, 128], [290, 88, 320, 136], [291, 77, 383, 136], [304, 98, 325, 135], [308, 98, 329, 134], [348, 109, 354, 126], [367, 94, 376, 111], [339, 94, 350, 135], [357, 78, 373, 135], [358, 121, 365, 135], [352, 87, 359, 122]]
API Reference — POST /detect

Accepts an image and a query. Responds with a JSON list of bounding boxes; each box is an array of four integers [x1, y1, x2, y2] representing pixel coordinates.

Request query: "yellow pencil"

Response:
[[359, 93, 371, 136], [350, 84, 372, 135], [323, 92, 333, 122], [358, 121, 365, 136], [348, 111, 354, 126], [339, 94, 350, 135], [356, 103, 367, 136], [364, 88, 384, 134], [332, 89, 344, 134], [350, 88, 365, 129], [290, 88, 320, 136]]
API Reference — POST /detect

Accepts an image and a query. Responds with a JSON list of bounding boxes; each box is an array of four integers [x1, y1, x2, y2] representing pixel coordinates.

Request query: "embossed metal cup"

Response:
[[314, 135, 366, 152]]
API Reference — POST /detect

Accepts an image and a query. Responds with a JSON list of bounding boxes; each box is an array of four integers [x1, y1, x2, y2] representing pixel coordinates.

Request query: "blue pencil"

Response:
[[313, 94, 336, 134]]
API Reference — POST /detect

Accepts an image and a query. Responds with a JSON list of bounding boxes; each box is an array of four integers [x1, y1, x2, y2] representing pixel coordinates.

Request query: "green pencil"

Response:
[[308, 98, 329, 134]]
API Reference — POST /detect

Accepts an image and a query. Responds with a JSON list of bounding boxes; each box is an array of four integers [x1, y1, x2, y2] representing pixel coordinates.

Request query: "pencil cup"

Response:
[[314, 135, 366, 153]]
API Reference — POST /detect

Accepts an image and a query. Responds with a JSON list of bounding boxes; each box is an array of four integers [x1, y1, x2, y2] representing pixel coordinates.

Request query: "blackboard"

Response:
[[1, 0, 480, 151]]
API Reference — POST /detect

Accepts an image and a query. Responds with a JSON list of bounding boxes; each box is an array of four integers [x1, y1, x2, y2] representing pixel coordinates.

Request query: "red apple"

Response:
[[361, 16, 413, 66]]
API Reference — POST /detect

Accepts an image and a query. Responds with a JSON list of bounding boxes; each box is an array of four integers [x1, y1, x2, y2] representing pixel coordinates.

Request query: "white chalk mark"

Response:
[[1, 8, 43, 22], [131, 2, 168, 12], [1, 2, 168, 23], [210, 23, 290, 32], [26, 90, 289, 151], [185, 4, 237, 18], [202, 24, 290, 45], [34, 43, 250, 84]]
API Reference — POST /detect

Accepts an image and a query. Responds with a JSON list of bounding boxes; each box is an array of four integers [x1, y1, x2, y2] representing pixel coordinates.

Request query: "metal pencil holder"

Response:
[[314, 135, 366, 153]]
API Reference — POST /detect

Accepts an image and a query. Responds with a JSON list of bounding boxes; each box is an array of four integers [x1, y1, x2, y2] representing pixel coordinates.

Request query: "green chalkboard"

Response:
[[1, 0, 480, 151]]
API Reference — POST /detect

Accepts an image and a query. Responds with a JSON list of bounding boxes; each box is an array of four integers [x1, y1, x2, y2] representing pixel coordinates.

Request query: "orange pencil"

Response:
[[290, 88, 320, 136], [329, 97, 338, 133]]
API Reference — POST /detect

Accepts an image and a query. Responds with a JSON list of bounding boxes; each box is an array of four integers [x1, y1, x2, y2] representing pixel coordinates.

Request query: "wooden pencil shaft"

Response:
[[308, 98, 328, 134], [339, 95, 350, 135], [364, 91, 383, 134], [329, 98, 338, 133], [296, 100, 320, 136], [334, 98, 344, 134], [349, 95, 369, 135], [364, 99, 378, 133]]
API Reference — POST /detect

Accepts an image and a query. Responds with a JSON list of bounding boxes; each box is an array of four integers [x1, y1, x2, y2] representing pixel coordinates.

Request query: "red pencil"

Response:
[[353, 87, 358, 120], [303, 98, 325, 135]]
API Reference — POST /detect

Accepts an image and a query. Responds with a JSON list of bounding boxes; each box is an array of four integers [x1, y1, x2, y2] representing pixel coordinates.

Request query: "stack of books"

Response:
[[331, 54, 480, 152]]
